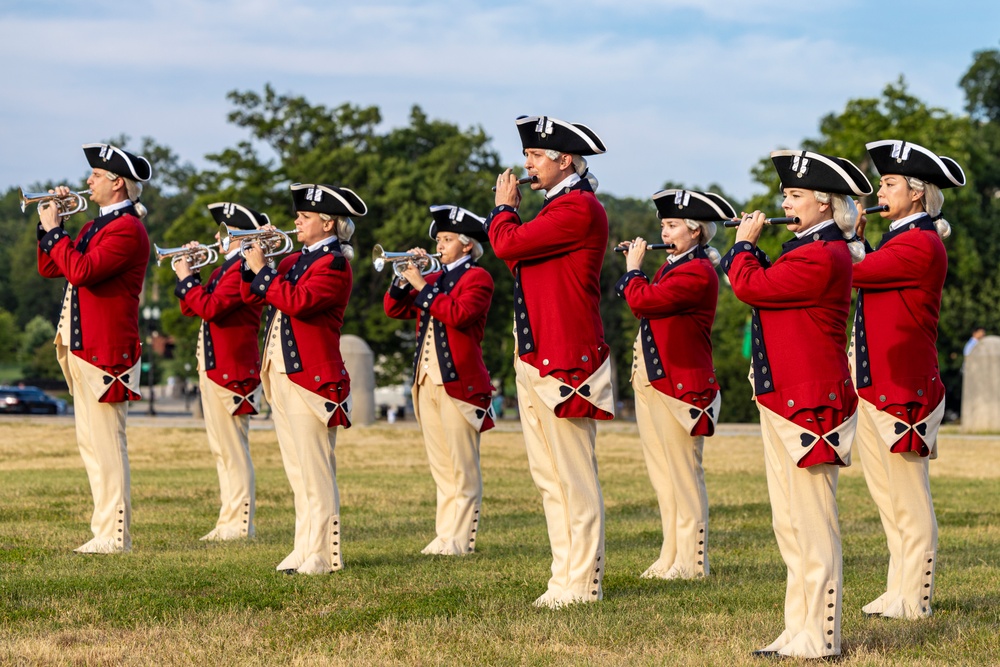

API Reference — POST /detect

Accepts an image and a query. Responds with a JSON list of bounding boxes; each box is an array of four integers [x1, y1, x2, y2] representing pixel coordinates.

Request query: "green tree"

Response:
[[0, 308, 19, 365], [17, 315, 61, 380], [159, 87, 509, 388], [18, 315, 55, 364]]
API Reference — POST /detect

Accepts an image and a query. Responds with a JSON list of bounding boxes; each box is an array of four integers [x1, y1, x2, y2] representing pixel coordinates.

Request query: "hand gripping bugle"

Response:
[[864, 205, 890, 215], [372, 244, 442, 279], [723, 216, 800, 228], [492, 176, 538, 192], [19, 188, 92, 218], [219, 224, 296, 258], [614, 243, 675, 253], [154, 242, 220, 269]]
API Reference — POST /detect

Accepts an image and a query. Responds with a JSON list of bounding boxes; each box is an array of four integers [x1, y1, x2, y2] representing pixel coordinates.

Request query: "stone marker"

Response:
[[341, 334, 376, 426], [961, 335, 1000, 432]]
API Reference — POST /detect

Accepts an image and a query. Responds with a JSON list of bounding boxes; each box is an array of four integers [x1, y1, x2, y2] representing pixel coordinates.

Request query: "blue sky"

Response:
[[2, 0, 997, 203]]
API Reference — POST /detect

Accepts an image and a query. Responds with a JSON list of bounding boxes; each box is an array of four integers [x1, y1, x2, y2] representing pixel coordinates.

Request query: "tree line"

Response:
[[1, 49, 998, 421]]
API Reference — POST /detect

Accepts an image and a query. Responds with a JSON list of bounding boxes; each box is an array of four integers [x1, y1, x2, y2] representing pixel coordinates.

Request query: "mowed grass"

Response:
[[1, 417, 998, 666]]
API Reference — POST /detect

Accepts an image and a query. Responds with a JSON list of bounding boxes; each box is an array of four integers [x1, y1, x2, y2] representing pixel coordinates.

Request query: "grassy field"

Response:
[[1, 416, 998, 666]]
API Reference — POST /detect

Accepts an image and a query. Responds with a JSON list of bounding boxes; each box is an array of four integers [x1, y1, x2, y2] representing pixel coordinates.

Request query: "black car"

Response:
[[0, 386, 64, 415]]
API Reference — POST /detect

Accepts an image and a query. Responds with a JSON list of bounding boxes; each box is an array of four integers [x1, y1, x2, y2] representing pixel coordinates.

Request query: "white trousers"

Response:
[[64, 350, 131, 553], [633, 382, 708, 579], [758, 407, 842, 659], [515, 359, 605, 607], [199, 372, 255, 540], [415, 377, 482, 555], [265, 366, 342, 574], [856, 400, 937, 618]]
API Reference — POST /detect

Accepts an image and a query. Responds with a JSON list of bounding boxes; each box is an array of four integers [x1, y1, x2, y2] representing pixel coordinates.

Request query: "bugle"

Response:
[[864, 205, 890, 215], [492, 175, 539, 192], [154, 242, 220, 270], [614, 243, 675, 253], [219, 224, 296, 258], [723, 216, 800, 228], [19, 188, 92, 218], [372, 244, 442, 279]]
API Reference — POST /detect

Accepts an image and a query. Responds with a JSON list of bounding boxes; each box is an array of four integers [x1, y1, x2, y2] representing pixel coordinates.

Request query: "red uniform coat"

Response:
[[241, 241, 351, 427], [616, 246, 719, 434], [383, 259, 495, 431], [852, 215, 946, 456], [723, 224, 858, 467], [37, 206, 148, 402], [177, 255, 264, 415], [486, 180, 612, 419]]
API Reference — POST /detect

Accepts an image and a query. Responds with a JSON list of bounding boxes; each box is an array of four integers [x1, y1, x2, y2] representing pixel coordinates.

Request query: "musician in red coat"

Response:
[[492, 115, 612, 608], [37, 143, 151, 554], [724, 150, 871, 659], [383, 205, 495, 555], [852, 140, 965, 619], [173, 202, 268, 541], [241, 183, 365, 575], [615, 189, 731, 580]]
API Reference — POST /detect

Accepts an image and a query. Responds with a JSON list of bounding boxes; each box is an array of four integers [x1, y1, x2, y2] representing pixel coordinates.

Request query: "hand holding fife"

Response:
[[494, 169, 522, 210], [734, 210, 766, 245], [855, 200, 868, 242], [625, 238, 646, 272]]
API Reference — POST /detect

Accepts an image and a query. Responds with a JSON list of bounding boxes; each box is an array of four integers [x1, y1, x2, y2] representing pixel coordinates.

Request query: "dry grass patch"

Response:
[[2, 417, 999, 665]]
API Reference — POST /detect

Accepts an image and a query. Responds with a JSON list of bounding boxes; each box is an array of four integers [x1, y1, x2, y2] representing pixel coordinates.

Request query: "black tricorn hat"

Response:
[[865, 140, 966, 189], [207, 202, 270, 231], [652, 189, 736, 222], [770, 150, 873, 196], [516, 115, 607, 156], [427, 205, 488, 243], [82, 143, 152, 182], [289, 183, 367, 216]]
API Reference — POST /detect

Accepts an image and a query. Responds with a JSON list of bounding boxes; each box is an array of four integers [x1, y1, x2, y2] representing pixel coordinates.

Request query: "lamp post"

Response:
[[183, 362, 192, 411], [142, 306, 161, 416]]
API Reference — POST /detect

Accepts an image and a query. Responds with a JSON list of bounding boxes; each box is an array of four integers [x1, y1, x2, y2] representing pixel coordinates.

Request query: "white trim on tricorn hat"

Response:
[[82, 143, 152, 182], [289, 183, 367, 216], [428, 204, 488, 243], [652, 189, 737, 221], [770, 149, 873, 196], [515, 115, 607, 156], [865, 139, 966, 189], [207, 202, 270, 230]]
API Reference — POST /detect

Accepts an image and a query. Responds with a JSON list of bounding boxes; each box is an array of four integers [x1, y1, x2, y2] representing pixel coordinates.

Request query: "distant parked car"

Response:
[[0, 386, 64, 415]]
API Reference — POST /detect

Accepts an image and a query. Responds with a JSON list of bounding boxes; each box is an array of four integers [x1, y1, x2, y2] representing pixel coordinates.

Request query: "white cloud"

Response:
[[0, 1, 986, 201]]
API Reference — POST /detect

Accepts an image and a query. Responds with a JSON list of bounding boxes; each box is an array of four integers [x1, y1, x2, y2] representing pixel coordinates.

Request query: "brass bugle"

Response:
[[154, 242, 220, 270], [372, 244, 442, 279], [19, 188, 92, 218], [492, 175, 538, 192], [723, 216, 800, 228], [864, 205, 890, 215], [614, 243, 676, 253], [219, 224, 296, 258]]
